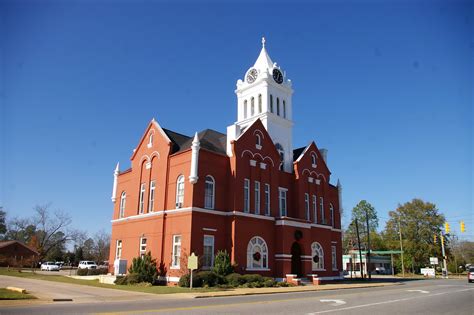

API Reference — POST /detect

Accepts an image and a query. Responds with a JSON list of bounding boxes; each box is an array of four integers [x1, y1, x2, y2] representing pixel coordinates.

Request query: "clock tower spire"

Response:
[[227, 38, 294, 172]]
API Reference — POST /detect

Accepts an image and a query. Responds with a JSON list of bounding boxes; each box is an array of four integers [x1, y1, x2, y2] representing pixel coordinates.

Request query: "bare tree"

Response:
[[93, 229, 110, 263]]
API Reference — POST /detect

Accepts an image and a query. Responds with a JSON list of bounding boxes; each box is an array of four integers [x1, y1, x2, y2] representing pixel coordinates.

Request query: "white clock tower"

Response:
[[227, 38, 294, 172]]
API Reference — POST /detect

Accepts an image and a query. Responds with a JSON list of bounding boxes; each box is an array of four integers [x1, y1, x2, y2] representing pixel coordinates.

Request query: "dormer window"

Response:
[[258, 94, 262, 113], [244, 100, 248, 119], [311, 153, 317, 168], [251, 97, 255, 116], [256, 134, 262, 150]]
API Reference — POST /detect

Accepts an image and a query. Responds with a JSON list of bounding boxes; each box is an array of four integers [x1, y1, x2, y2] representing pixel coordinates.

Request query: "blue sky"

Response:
[[1, 0, 472, 240]]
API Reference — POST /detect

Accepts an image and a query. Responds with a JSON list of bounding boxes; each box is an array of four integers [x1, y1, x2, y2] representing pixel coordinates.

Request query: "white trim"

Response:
[[295, 144, 310, 163], [246, 268, 270, 271], [331, 241, 338, 244], [146, 161, 152, 168], [275, 254, 292, 258], [232, 210, 275, 221], [203, 228, 217, 232], [147, 143, 152, 149], [255, 144, 262, 150], [316, 179, 321, 185], [250, 159, 257, 166], [312, 276, 344, 281], [308, 177, 314, 183], [151, 119, 172, 144], [260, 162, 267, 169], [241, 149, 275, 167], [275, 220, 311, 229], [301, 255, 313, 258]]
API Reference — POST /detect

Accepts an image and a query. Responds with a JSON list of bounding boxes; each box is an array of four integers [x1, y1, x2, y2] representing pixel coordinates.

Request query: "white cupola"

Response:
[[227, 37, 294, 172]]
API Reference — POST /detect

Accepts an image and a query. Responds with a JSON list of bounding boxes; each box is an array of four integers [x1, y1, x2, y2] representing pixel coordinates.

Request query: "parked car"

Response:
[[468, 266, 474, 283], [78, 261, 98, 269], [41, 261, 60, 271], [98, 261, 109, 269], [375, 267, 387, 275]]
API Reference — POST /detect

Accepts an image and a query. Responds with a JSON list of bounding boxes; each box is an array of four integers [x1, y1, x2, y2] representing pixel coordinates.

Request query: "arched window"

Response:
[[329, 203, 334, 227], [119, 191, 126, 218], [139, 183, 146, 214], [283, 100, 286, 118], [311, 153, 317, 167], [176, 175, 184, 208], [148, 133, 154, 146], [258, 94, 262, 113], [256, 134, 261, 148], [277, 97, 280, 116], [244, 100, 248, 119], [204, 175, 215, 209], [276, 143, 284, 171], [311, 242, 324, 270], [270, 95, 274, 113], [247, 236, 268, 269], [251, 97, 255, 116]]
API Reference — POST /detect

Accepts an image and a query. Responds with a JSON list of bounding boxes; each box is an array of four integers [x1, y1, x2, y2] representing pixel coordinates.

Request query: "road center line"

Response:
[[307, 288, 474, 314]]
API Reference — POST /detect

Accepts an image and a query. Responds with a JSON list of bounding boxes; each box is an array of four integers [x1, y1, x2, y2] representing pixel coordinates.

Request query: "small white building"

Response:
[[343, 250, 399, 276]]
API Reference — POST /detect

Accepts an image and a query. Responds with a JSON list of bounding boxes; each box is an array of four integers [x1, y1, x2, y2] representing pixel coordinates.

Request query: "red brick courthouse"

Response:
[[109, 39, 343, 283]]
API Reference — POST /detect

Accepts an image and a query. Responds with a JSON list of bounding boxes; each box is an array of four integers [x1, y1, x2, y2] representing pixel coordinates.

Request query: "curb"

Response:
[[192, 282, 401, 298]]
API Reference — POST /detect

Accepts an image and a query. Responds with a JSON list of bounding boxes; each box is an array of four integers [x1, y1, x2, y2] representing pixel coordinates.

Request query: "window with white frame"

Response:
[[171, 235, 181, 268], [119, 192, 126, 218], [115, 240, 122, 260], [176, 175, 184, 208], [264, 184, 270, 216], [243, 179, 250, 213], [305, 193, 310, 221], [149, 181, 155, 212], [312, 195, 317, 223], [256, 134, 261, 148], [148, 133, 153, 146], [246, 236, 268, 269], [311, 153, 317, 167], [311, 242, 324, 270], [331, 245, 337, 270], [320, 197, 325, 224], [202, 235, 215, 269], [329, 203, 334, 227], [139, 237, 147, 257], [254, 181, 260, 214], [204, 175, 215, 209], [139, 183, 146, 213], [279, 188, 287, 217]]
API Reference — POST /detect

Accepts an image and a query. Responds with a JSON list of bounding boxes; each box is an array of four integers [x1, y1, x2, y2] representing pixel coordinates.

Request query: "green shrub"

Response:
[[241, 274, 264, 284], [127, 252, 158, 284], [213, 250, 233, 277], [114, 276, 126, 285], [178, 272, 203, 288], [277, 281, 289, 287], [225, 273, 245, 287], [263, 278, 277, 287], [76, 268, 108, 276]]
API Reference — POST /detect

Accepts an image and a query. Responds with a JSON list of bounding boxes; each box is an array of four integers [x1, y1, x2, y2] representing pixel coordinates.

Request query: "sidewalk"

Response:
[[185, 281, 401, 298]]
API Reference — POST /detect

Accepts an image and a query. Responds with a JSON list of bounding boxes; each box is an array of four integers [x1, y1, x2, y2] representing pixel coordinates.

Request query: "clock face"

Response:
[[273, 68, 283, 84], [246, 68, 258, 84]]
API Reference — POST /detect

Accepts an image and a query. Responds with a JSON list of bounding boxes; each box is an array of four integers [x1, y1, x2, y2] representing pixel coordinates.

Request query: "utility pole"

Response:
[[440, 231, 448, 278], [355, 218, 364, 279], [366, 210, 371, 280], [398, 217, 405, 277]]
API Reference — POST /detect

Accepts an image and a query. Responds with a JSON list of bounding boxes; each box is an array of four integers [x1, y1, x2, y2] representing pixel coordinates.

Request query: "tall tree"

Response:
[[384, 198, 445, 272], [93, 230, 111, 263], [0, 207, 6, 237], [343, 200, 379, 253]]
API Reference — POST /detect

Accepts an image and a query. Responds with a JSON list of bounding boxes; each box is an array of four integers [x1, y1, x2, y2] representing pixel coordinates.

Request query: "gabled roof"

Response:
[[293, 146, 306, 162], [0, 240, 39, 255], [163, 128, 227, 156]]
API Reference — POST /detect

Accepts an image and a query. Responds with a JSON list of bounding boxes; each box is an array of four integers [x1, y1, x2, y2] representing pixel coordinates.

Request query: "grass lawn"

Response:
[[0, 288, 36, 300], [0, 268, 219, 294]]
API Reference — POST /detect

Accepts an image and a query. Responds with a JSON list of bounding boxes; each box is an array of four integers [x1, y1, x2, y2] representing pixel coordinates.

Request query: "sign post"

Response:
[[187, 252, 198, 289]]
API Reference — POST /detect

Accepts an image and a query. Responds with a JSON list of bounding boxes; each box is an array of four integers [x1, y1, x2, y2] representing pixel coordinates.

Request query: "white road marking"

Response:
[[306, 288, 474, 314], [320, 299, 346, 306], [407, 289, 429, 294]]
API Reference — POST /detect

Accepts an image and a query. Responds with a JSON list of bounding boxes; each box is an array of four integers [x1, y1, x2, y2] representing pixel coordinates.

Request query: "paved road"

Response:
[[1, 279, 472, 314]]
